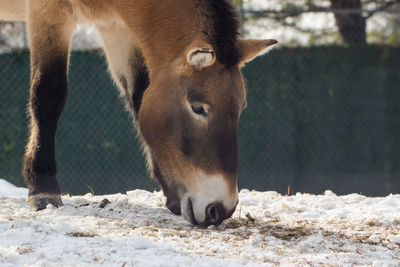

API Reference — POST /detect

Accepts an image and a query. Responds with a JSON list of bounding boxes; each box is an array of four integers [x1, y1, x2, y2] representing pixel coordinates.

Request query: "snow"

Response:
[[0, 179, 28, 197], [70, 24, 102, 50], [0, 180, 399, 266]]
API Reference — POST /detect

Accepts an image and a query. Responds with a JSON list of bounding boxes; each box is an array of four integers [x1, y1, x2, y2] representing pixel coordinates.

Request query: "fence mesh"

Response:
[[1, 4, 400, 196]]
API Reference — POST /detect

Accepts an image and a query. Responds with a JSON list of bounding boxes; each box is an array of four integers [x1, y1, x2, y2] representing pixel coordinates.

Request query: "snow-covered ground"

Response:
[[0, 179, 28, 197], [0, 179, 399, 266]]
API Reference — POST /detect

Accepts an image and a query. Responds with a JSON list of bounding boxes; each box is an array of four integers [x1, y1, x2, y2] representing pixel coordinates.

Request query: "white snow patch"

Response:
[[0, 179, 28, 197], [0, 184, 399, 266]]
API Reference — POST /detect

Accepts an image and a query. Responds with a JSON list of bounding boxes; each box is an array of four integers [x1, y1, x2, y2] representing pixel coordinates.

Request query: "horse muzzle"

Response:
[[178, 175, 238, 227]]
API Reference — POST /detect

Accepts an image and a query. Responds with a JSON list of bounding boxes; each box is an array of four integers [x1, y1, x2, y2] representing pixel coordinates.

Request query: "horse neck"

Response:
[[115, 0, 203, 75]]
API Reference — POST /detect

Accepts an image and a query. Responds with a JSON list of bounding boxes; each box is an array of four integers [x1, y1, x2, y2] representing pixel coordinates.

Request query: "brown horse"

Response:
[[0, 0, 277, 227]]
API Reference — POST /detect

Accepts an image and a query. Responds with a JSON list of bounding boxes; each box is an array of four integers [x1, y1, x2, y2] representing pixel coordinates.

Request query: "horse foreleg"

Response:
[[24, 1, 76, 210]]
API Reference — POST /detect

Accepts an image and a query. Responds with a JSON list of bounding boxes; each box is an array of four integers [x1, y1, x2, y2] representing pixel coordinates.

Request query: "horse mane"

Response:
[[197, 0, 241, 67]]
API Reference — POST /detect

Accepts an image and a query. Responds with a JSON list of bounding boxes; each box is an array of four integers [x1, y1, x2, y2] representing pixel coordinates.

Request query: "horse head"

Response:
[[139, 39, 277, 227]]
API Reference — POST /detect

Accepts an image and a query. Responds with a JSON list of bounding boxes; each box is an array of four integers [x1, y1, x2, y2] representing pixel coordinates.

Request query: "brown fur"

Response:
[[0, 0, 277, 226]]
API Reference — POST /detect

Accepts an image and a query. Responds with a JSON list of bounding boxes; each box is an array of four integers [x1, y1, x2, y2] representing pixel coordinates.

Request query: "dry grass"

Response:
[[224, 213, 312, 241], [224, 212, 400, 248], [66, 232, 96, 238], [17, 246, 34, 255]]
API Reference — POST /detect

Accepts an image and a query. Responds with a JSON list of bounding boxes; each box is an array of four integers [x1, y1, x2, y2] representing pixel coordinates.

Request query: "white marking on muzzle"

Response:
[[181, 174, 238, 225]]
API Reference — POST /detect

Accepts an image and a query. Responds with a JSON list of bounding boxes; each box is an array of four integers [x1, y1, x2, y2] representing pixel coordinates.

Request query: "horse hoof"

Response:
[[29, 194, 63, 211]]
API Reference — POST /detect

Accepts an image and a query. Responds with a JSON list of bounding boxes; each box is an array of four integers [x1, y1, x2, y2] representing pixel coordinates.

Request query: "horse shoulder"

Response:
[[0, 0, 27, 21]]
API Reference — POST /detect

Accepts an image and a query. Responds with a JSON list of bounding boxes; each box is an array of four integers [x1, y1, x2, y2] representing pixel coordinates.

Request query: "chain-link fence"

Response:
[[1, 46, 399, 196]]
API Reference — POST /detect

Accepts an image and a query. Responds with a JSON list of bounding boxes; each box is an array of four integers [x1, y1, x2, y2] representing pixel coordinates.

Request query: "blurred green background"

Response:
[[1, 47, 399, 196]]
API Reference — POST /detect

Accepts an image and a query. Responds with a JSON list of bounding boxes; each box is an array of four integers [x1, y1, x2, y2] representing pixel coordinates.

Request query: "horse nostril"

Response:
[[205, 202, 225, 225], [209, 206, 217, 220]]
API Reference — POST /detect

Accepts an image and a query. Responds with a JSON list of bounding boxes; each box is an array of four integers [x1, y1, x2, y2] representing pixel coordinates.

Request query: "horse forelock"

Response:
[[196, 0, 241, 67]]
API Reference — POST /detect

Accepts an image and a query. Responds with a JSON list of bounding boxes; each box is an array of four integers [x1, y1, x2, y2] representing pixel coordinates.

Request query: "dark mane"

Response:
[[197, 0, 241, 67]]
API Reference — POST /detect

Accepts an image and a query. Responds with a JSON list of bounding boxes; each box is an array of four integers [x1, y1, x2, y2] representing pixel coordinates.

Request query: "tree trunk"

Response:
[[330, 0, 366, 44]]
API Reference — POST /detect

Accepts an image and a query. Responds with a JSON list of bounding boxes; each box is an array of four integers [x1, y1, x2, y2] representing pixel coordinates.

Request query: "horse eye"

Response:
[[191, 105, 206, 115]]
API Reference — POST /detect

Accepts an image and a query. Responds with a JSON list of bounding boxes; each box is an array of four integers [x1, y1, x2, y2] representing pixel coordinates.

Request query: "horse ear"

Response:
[[187, 46, 216, 70], [238, 39, 278, 66]]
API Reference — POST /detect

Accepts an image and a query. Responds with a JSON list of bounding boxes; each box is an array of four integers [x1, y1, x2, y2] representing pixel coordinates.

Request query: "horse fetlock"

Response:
[[29, 194, 63, 211]]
